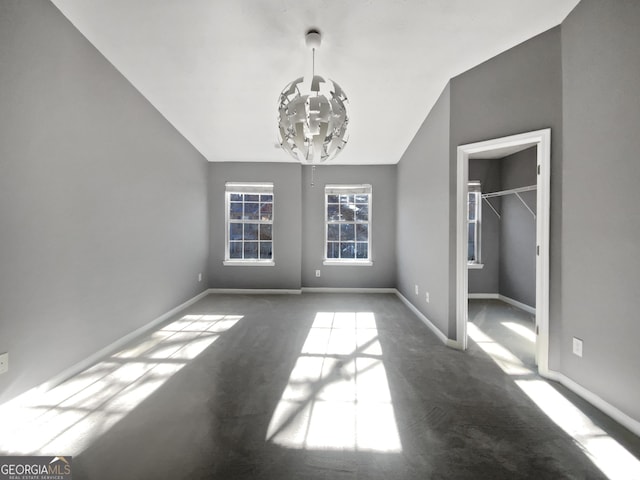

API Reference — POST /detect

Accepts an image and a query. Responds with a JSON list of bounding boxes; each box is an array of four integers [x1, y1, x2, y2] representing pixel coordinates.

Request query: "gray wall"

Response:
[[399, 1, 640, 425], [468, 149, 537, 307], [468, 159, 502, 294], [207, 163, 395, 290], [207, 163, 302, 289], [301, 165, 397, 288], [0, 1, 209, 402], [397, 84, 451, 336], [498, 148, 537, 307], [449, 26, 564, 352], [561, 0, 640, 421]]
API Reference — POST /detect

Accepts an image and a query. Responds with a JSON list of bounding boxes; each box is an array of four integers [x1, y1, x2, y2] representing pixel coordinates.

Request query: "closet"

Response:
[[467, 146, 538, 366]]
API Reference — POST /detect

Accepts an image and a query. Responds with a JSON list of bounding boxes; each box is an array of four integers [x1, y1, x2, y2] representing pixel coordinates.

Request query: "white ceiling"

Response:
[[51, 0, 579, 165]]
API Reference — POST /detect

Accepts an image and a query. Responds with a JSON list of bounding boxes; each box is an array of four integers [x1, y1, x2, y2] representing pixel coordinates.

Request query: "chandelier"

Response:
[[277, 29, 349, 164]]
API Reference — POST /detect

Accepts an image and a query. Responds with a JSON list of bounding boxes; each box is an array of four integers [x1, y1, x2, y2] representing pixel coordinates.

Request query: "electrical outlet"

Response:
[[198, 273, 202, 282], [572, 337, 583, 357], [425, 292, 430, 303], [0, 352, 8, 375], [414, 285, 419, 295], [315, 270, 321, 277]]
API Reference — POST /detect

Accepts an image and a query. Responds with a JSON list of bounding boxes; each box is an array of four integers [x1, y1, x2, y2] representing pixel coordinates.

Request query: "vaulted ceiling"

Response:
[[51, 0, 579, 165]]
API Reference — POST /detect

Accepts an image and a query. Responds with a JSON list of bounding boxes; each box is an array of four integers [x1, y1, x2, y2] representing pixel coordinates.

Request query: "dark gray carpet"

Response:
[[57, 293, 640, 479]]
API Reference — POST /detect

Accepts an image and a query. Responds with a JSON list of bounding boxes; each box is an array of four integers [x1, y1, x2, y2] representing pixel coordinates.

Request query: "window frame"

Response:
[[468, 180, 482, 268], [224, 182, 275, 266], [323, 184, 373, 266]]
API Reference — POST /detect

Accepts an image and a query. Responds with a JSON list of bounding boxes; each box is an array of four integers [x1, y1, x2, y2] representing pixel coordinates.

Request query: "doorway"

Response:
[[455, 129, 551, 375]]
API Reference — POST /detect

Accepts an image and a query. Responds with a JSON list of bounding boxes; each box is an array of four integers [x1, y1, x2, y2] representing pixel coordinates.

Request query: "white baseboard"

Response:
[[301, 287, 397, 294], [394, 290, 457, 348], [468, 293, 536, 315], [499, 295, 536, 315], [207, 288, 302, 294], [542, 369, 640, 438], [468, 293, 500, 299], [207, 287, 397, 295], [5, 289, 210, 405]]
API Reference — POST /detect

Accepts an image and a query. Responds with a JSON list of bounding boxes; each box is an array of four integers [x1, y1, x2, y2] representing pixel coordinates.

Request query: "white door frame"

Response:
[[455, 129, 551, 375]]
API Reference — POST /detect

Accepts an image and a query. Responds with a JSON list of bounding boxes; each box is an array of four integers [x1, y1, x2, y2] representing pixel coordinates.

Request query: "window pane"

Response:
[[327, 242, 340, 259], [356, 224, 368, 241], [340, 224, 355, 241], [230, 202, 243, 220], [325, 188, 371, 262], [229, 223, 243, 240], [468, 193, 477, 221], [327, 204, 340, 221], [227, 187, 275, 262], [244, 242, 258, 259], [260, 224, 272, 241], [327, 224, 339, 241], [260, 242, 272, 259], [340, 242, 355, 258], [468, 223, 476, 261], [340, 203, 355, 222], [244, 223, 258, 240], [229, 242, 243, 259], [356, 204, 369, 222], [260, 203, 273, 221], [244, 202, 259, 220]]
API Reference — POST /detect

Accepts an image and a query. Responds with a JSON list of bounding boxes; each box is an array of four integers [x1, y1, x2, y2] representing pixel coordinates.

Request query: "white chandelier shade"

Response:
[[277, 31, 349, 164]]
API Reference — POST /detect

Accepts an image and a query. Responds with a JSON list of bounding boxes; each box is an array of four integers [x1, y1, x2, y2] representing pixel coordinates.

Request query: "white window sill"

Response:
[[323, 260, 373, 267], [468, 263, 484, 270], [223, 260, 275, 267]]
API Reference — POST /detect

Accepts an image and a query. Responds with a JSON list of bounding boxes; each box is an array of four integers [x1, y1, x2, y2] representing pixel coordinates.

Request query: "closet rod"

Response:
[[481, 184, 537, 220], [482, 184, 536, 199]]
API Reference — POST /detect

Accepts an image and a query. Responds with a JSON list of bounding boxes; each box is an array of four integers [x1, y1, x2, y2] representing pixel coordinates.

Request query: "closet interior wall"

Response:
[[499, 147, 537, 307]]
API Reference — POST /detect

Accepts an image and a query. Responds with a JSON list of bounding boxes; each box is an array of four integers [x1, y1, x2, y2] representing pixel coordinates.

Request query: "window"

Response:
[[224, 182, 274, 265], [468, 181, 482, 266], [324, 184, 372, 265]]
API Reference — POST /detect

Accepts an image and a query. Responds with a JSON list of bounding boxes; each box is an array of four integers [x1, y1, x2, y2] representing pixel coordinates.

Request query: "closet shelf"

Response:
[[481, 184, 537, 220], [481, 184, 536, 199]]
